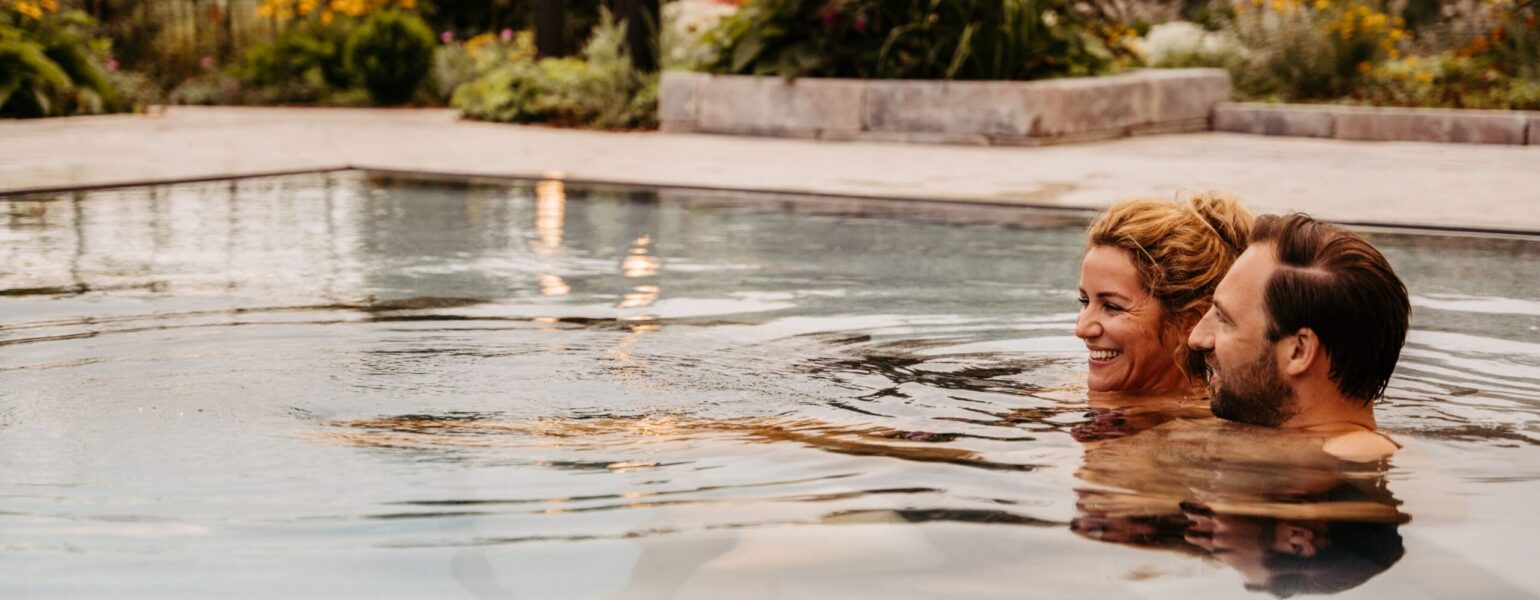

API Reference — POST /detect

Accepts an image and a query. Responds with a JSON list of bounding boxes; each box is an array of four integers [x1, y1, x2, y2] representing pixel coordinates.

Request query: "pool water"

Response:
[[2, 173, 1537, 598]]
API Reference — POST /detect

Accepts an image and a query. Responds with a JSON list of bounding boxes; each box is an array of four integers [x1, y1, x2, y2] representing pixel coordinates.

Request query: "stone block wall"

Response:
[[1215, 103, 1540, 145], [659, 69, 1232, 145]]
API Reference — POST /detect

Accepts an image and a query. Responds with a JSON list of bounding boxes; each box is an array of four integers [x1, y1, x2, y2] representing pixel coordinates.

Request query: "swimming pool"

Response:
[[2, 172, 1537, 597]]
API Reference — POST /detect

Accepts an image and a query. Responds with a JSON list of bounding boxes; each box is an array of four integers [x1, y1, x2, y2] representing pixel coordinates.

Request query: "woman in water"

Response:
[[1072, 192, 1254, 437]]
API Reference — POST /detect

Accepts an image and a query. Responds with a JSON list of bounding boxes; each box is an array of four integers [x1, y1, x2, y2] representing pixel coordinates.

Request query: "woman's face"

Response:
[[1076, 245, 1188, 393]]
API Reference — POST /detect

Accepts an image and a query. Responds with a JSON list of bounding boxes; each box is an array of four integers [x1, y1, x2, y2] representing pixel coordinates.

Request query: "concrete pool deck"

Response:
[[3, 105, 1539, 234]]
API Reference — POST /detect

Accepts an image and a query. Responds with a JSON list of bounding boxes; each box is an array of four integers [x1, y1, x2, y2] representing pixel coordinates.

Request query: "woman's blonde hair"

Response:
[[1087, 191, 1255, 384]]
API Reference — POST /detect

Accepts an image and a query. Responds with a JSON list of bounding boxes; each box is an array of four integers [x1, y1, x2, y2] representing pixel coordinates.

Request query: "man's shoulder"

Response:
[[1323, 430, 1400, 463]]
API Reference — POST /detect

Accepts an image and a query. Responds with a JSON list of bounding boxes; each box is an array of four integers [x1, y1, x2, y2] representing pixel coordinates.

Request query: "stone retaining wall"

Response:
[[659, 69, 1231, 145], [1216, 102, 1540, 145]]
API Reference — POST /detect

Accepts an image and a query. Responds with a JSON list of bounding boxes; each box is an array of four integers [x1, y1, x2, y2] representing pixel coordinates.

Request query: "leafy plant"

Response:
[[1, 4, 120, 117], [229, 22, 353, 104], [1201, 0, 1407, 101], [697, 0, 1137, 80], [452, 10, 658, 129], [345, 9, 435, 104]]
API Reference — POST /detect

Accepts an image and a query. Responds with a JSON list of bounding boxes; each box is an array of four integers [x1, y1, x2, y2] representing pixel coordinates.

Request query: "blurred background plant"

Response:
[[8, 0, 1540, 120], [1, 0, 131, 117], [660, 0, 736, 69], [345, 9, 436, 103], [451, 8, 656, 128], [698, 0, 1140, 80], [1136, 0, 1540, 108]]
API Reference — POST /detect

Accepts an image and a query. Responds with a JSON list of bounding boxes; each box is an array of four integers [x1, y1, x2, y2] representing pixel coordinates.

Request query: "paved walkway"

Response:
[[4, 106, 1539, 233]]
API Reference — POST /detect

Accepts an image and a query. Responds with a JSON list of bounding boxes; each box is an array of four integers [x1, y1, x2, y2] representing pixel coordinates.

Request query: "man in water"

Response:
[[1187, 213, 1410, 460]]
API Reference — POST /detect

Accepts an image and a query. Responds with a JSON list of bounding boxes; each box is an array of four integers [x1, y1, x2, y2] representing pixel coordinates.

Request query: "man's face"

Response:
[[1188, 244, 1299, 426]]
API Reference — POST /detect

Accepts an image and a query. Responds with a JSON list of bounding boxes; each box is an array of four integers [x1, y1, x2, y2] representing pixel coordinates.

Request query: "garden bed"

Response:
[[659, 69, 1231, 146]]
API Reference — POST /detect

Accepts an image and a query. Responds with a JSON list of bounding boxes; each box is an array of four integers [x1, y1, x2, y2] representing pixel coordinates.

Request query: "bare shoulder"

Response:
[[1323, 430, 1401, 463]]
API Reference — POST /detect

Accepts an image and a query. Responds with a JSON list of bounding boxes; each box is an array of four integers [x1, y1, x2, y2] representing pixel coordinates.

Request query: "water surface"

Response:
[[2, 173, 1537, 598]]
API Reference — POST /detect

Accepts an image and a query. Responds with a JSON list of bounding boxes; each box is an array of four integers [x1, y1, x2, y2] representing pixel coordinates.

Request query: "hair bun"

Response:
[[1184, 191, 1254, 255]]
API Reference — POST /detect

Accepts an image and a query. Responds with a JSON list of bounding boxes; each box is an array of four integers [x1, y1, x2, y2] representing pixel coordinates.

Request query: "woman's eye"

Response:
[[1077, 297, 1089, 306], [1105, 303, 1124, 313]]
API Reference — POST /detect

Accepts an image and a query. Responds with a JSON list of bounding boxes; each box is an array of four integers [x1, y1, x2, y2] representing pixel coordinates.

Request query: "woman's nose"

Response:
[[1075, 309, 1101, 340]]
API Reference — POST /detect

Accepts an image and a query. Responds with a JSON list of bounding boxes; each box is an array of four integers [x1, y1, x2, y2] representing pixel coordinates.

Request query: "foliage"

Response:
[[232, 22, 353, 103], [345, 9, 435, 104], [1458, 0, 1539, 81], [166, 71, 249, 105], [661, 0, 738, 70], [1137, 20, 1245, 70], [452, 9, 657, 129], [1142, 0, 1540, 108], [105, 66, 162, 110], [697, 0, 1138, 80], [1358, 52, 1540, 110], [256, 0, 420, 23], [1, 2, 123, 117], [1219, 0, 1407, 101]]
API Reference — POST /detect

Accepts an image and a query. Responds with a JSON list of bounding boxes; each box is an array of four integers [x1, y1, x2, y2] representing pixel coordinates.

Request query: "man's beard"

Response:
[[1209, 347, 1298, 427]]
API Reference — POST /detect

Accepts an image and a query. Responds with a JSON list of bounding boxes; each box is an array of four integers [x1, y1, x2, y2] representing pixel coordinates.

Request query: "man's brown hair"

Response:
[[1250, 214, 1410, 402]]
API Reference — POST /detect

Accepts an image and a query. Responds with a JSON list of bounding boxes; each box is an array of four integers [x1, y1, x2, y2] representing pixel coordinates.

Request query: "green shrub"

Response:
[[241, 24, 351, 88], [1, 7, 120, 117], [167, 71, 249, 105], [452, 11, 657, 129], [1174, 1, 1408, 102], [697, 0, 1137, 80], [345, 10, 435, 105], [1358, 53, 1540, 110]]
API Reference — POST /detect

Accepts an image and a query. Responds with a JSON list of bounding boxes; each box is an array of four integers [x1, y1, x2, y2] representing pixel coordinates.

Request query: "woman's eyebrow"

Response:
[[1095, 292, 1131, 302]]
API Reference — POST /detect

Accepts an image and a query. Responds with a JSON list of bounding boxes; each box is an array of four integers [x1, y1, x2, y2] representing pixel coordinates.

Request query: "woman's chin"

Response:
[[1085, 376, 1122, 393]]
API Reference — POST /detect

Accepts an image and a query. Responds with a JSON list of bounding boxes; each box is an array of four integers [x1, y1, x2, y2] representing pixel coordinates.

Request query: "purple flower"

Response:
[[199, 55, 214, 70], [822, 10, 836, 29], [500, 28, 514, 43], [106, 58, 119, 72], [440, 30, 454, 44], [854, 16, 867, 32]]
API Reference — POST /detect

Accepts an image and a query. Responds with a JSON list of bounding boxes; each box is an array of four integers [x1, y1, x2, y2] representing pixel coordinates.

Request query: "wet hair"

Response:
[[1087, 191, 1255, 383], [1249, 214, 1410, 402]]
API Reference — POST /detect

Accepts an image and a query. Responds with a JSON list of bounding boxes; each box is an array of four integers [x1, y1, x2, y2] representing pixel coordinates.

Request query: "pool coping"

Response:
[[7, 165, 1538, 241], [4, 106, 1538, 237]]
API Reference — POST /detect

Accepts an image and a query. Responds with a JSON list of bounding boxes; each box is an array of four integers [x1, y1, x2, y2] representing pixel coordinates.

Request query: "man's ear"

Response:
[[1280, 523, 1320, 558], [1280, 328, 1321, 377]]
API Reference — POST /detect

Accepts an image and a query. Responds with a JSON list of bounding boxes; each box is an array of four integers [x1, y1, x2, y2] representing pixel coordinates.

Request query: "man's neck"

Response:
[[1279, 382, 1378, 432]]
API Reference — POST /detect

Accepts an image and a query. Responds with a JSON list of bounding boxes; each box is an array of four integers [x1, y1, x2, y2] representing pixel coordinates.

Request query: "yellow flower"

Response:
[[465, 32, 497, 54], [40, 0, 59, 11], [14, 1, 43, 19], [1313, 0, 1329, 9]]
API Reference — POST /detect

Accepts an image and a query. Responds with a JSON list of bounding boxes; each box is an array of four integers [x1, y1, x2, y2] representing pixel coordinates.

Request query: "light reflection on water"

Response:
[[1, 173, 1537, 598]]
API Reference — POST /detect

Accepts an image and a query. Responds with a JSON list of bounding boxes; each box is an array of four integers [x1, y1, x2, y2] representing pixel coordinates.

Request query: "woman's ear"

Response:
[[1280, 327, 1321, 377]]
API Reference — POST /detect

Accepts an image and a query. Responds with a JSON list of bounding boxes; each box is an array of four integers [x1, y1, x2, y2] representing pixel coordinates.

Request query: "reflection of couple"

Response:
[[1070, 194, 1412, 595]]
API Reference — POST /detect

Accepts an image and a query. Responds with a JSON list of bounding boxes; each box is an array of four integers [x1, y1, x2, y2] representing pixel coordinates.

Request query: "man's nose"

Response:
[[1075, 308, 1101, 340], [1188, 311, 1215, 351]]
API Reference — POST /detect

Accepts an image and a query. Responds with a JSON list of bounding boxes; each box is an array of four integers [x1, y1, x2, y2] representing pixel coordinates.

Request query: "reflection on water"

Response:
[[1, 172, 1538, 597]]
